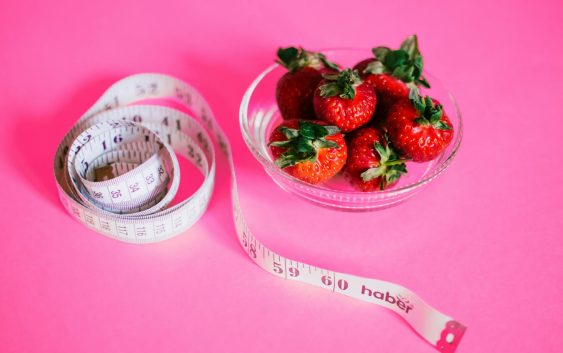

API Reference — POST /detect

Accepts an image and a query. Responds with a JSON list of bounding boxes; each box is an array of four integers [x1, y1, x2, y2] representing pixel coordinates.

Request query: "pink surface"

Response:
[[1, 0, 562, 352]]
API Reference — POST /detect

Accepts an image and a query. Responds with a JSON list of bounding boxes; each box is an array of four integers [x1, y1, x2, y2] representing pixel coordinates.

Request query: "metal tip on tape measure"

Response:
[[53, 73, 465, 352]]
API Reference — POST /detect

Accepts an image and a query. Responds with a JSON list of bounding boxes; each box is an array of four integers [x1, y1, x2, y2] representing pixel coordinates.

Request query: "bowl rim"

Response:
[[239, 49, 463, 197]]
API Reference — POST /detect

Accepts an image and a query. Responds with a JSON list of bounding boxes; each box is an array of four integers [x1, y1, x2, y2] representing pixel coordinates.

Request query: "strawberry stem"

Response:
[[270, 121, 341, 168], [277, 47, 340, 73], [365, 35, 430, 88], [409, 88, 452, 131], [319, 69, 362, 100], [360, 138, 408, 190], [384, 159, 408, 166]]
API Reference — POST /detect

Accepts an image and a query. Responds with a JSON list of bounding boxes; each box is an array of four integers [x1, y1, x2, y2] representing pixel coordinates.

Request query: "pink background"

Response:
[[1, 0, 562, 352]]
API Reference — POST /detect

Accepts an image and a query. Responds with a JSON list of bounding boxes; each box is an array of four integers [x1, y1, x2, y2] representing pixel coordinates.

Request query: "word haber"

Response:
[[361, 285, 413, 313]]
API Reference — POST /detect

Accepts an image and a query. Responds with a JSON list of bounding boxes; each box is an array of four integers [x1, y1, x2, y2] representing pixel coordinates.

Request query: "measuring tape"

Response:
[[53, 73, 466, 352]]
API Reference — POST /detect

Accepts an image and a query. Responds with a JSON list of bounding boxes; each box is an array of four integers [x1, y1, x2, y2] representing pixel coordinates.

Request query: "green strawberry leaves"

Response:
[[270, 121, 341, 168], [277, 47, 340, 73], [400, 35, 419, 58], [299, 121, 335, 139], [372, 47, 391, 63], [319, 69, 362, 100], [364, 35, 430, 88], [433, 120, 452, 130], [319, 56, 341, 72], [360, 136, 408, 190], [278, 126, 300, 139], [277, 47, 300, 67], [409, 88, 452, 131], [384, 50, 410, 68]]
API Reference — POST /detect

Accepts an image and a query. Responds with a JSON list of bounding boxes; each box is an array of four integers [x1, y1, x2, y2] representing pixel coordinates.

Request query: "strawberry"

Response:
[[276, 47, 339, 120], [354, 35, 430, 120], [269, 119, 347, 184], [386, 89, 454, 162], [313, 69, 376, 132], [345, 127, 407, 191]]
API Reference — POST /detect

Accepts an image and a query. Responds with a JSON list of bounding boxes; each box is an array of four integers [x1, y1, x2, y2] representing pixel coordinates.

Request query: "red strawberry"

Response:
[[345, 127, 407, 191], [354, 35, 430, 121], [269, 120, 347, 184], [313, 69, 376, 132], [386, 89, 454, 162], [352, 58, 375, 77], [276, 47, 339, 120]]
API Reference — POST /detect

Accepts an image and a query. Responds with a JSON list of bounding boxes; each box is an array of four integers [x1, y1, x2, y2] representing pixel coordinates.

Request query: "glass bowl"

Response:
[[239, 49, 462, 211]]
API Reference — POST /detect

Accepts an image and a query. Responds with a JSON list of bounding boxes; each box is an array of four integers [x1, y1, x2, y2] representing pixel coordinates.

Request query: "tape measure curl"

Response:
[[54, 73, 465, 352]]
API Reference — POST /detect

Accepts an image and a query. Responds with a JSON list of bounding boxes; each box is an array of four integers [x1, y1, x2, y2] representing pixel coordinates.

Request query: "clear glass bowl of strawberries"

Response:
[[240, 35, 462, 211]]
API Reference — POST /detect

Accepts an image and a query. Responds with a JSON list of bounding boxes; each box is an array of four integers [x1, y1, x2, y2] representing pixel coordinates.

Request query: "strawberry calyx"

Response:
[[269, 121, 341, 168], [409, 88, 452, 131], [277, 47, 340, 73], [360, 137, 408, 190], [319, 69, 362, 100], [364, 35, 430, 88]]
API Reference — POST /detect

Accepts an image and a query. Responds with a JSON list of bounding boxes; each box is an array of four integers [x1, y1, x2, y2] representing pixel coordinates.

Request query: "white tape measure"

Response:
[[53, 73, 466, 352]]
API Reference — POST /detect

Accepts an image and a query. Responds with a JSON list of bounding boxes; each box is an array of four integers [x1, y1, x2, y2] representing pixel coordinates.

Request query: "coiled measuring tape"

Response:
[[53, 73, 466, 352]]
